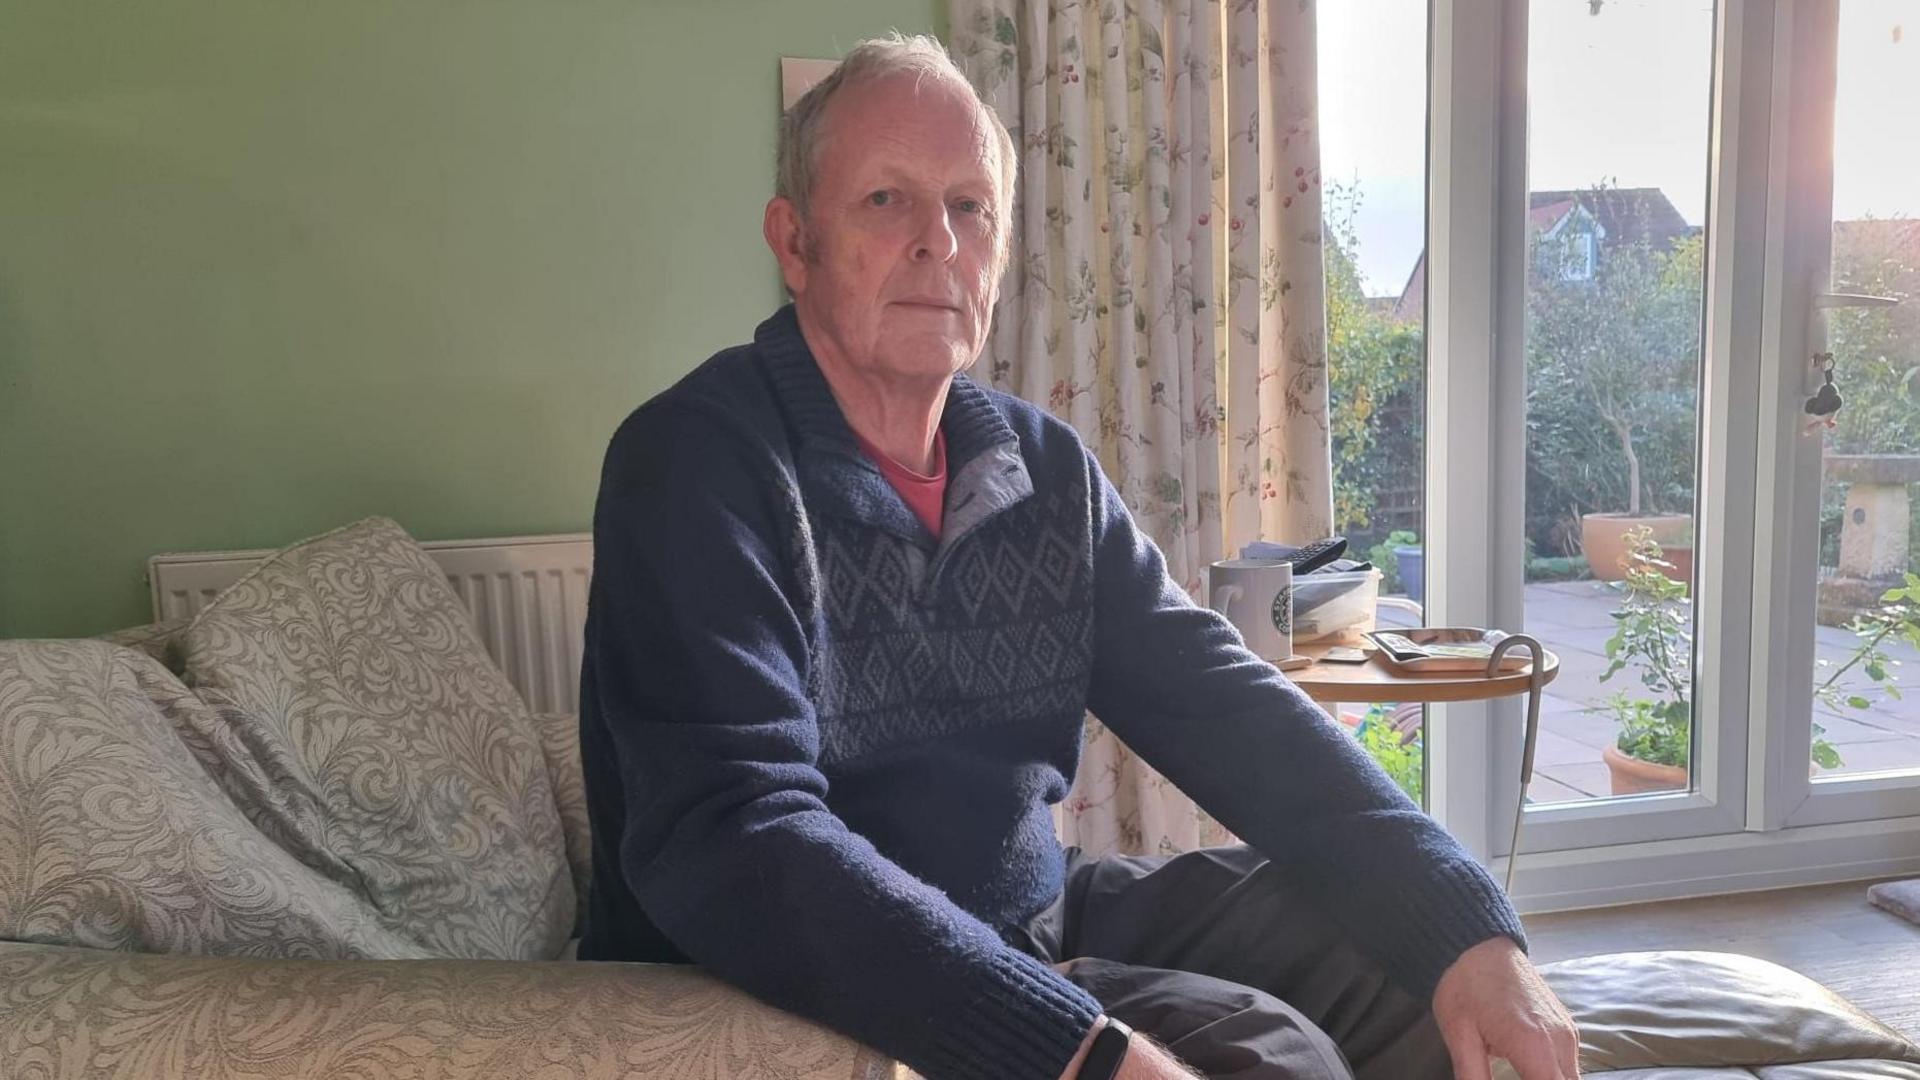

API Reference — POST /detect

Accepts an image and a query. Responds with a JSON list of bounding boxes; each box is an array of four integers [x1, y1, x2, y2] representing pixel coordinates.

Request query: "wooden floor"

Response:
[[1523, 878, 1920, 1042]]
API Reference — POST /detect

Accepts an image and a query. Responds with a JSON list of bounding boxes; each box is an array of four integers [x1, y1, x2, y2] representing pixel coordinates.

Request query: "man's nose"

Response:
[[913, 206, 960, 263]]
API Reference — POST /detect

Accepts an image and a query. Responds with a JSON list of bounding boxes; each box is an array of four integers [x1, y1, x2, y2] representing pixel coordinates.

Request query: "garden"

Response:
[[1323, 186, 1920, 803]]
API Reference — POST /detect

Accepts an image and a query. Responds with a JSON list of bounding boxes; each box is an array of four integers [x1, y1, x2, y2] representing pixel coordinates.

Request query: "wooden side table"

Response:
[[1288, 643, 1559, 704], [1287, 636, 1558, 892]]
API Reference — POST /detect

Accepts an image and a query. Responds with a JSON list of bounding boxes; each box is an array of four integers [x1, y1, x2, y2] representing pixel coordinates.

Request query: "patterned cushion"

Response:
[[173, 517, 574, 961], [0, 639, 420, 957], [529, 711, 592, 935], [97, 617, 189, 672]]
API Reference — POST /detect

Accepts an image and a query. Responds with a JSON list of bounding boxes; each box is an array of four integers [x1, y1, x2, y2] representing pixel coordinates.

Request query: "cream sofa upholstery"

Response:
[[1, 517, 1915, 1078]]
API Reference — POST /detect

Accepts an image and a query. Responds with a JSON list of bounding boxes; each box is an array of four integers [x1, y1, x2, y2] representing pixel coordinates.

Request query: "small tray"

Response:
[[1362, 627, 1531, 674]]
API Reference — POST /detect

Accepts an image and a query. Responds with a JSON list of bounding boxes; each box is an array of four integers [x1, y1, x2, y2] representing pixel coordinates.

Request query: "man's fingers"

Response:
[[1498, 1025, 1582, 1080], [1502, 1043, 1569, 1080], [1440, 1022, 1493, 1080], [1557, 1022, 1584, 1078]]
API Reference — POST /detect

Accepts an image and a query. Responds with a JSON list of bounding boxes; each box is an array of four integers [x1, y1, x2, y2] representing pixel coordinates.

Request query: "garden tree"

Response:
[[1525, 228, 1704, 551], [1825, 220, 1920, 454], [1324, 182, 1423, 541]]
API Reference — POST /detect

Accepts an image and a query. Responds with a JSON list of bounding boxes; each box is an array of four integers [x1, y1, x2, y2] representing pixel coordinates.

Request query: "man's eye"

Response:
[[867, 191, 892, 207], [956, 198, 983, 214]]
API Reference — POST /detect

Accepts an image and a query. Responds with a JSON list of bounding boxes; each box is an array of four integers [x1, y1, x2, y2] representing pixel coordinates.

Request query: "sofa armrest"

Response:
[[0, 942, 909, 1079], [528, 712, 592, 933]]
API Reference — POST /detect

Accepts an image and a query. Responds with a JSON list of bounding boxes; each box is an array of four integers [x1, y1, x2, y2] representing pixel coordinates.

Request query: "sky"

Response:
[[1317, 0, 1919, 297]]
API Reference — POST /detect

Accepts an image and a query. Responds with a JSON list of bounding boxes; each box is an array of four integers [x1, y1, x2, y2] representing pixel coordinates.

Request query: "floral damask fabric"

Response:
[[530, 710, 594, 935], [97, 615, 187, 671], [171, 516, 575, 961], [0, 638, 425, 958], [952, 0, 1331, 857], [0, 941, 907, 1079]]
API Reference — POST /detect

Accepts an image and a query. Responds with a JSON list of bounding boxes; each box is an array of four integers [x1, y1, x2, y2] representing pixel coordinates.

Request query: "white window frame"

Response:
[[1424, 0, 1920, 909], [1748, 0, 1920, 832]]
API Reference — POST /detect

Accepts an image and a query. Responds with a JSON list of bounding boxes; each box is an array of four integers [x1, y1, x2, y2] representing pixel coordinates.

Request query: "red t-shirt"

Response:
[[852, 427, 947, 541]]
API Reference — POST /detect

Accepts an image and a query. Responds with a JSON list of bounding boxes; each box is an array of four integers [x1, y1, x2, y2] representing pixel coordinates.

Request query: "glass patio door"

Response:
[[1753, 0, 1920, 830], [1430, 0, 1920, 898]]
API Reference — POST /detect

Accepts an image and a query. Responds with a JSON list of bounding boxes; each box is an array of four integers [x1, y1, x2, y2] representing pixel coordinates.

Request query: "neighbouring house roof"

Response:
[[1388, 187, 1696, 325], [1531, 187, 1693, 249], [1363, 295, 1401, 319]]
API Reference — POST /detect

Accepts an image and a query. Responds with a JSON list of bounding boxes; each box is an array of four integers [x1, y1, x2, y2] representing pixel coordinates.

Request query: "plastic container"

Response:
[[1291, 567, 1382, 644]]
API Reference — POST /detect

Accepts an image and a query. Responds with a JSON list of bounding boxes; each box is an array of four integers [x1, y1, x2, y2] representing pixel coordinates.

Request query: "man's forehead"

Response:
[[822, 76, 1000, 170]]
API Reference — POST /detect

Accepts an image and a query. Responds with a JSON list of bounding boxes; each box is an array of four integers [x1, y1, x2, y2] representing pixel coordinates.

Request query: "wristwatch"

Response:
[[1077, 1017, 1133, 1080]]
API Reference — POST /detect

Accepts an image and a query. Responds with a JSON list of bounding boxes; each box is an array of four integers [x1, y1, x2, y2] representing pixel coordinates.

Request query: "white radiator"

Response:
[[149, 533, 594, 716]]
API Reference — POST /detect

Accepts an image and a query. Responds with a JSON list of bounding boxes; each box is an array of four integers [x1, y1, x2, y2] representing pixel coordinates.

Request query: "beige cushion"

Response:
[[529, 710, 592, 935], [1499, 951, 1920, 1079], [0, 639, 420, 957], [97, 615, 188, 671], [174, 516, 573, 961]]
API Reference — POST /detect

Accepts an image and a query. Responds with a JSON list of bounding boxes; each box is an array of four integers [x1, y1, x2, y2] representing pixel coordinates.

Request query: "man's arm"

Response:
[[1077, 450, 1525, 998], [585, 404, 1099, 1080]]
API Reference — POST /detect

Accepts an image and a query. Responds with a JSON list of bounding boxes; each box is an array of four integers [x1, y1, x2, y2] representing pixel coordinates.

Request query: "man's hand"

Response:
[[1432, 937, 1582, 1080]]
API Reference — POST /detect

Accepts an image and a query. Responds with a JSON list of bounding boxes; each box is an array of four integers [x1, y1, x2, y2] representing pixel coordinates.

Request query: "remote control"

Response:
[[1281, 536, 1348, 576]]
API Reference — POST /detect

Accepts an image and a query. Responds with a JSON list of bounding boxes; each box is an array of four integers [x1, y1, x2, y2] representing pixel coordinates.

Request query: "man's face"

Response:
[[769, 75, 1008, 386]]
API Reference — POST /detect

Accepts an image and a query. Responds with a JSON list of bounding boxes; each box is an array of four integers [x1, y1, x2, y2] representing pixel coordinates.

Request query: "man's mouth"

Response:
[[892, 298, 961, 313]]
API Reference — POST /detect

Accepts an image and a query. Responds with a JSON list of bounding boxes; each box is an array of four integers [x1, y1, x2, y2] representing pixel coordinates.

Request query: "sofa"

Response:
[[1, 516, 1916, 1078]]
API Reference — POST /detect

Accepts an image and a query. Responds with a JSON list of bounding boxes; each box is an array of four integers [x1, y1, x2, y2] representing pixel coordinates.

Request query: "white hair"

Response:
[[775, 32, 1018, 226]]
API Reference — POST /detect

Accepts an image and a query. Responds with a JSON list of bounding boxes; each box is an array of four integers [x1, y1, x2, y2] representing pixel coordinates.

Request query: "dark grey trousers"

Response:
[[1002, 845, 1454, 1080]]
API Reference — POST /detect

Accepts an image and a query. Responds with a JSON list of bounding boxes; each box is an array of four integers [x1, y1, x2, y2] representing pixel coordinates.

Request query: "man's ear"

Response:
[[763, 196, 809, 296]]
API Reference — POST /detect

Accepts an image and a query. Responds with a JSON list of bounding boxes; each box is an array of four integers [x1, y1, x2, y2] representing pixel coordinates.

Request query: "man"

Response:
[[577, 33, 1580, 1080]]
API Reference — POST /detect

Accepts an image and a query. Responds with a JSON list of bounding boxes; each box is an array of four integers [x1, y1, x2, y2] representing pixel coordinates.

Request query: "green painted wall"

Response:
[[0, 0, 945, 639]]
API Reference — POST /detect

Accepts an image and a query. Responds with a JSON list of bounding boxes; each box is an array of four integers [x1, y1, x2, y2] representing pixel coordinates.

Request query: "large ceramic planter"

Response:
[[1661, 545, 1694, 587], [1602, 744, 1688, 796], [1580, 512, 1692, 582]]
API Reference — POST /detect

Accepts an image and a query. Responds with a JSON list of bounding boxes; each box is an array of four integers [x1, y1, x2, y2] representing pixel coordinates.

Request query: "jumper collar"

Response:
[[753, 304, 1018, 470], [753, 304, 1032, 558]]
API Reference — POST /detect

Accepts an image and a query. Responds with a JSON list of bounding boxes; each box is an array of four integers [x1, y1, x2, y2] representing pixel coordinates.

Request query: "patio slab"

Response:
[[1507, 580, 1920, 802]]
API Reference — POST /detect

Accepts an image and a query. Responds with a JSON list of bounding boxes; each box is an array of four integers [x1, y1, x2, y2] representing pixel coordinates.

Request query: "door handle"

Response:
[[1815, 292, 1901, 309]]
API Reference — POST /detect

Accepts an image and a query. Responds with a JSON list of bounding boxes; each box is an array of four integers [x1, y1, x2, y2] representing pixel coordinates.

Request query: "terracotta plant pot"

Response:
[[1661, 545, 1694, 587], [1580, 512, 1692, 582], [1602, 744, 1688, 796]]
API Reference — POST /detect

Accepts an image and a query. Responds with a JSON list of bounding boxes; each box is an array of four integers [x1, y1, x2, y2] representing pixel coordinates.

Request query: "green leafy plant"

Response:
[[1367, 529, 1419, 594], [1598, 526, 1843, 771], [1811, 575, 1920, 770], [1525, 554, 1590, 583], [1354, 705, 1423, 806], [1325, 182, 1424, 538], [1595, 526, 1694, 768]]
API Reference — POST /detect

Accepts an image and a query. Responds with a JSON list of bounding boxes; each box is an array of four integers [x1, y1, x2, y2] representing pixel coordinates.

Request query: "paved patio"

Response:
[[1491, 581, 1920, 803]]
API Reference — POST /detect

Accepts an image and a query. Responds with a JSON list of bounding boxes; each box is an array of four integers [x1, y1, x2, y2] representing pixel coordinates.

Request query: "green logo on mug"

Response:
[[1271, 586, 1293, 635]]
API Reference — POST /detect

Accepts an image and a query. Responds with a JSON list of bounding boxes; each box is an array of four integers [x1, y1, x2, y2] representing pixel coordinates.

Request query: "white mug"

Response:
[[1208, 559, 1294, 662]]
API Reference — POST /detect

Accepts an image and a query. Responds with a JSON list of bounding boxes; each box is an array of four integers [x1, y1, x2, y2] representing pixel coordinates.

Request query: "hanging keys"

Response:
[[1804, 352, 1843, 434]]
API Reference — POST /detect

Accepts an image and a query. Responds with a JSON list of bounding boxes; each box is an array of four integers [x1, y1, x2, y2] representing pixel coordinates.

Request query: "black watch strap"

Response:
[[1077, 1017, 1133, 1080]]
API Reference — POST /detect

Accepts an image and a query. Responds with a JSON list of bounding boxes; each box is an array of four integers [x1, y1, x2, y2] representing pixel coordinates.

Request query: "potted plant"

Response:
[[1367, 530, 1422, 599], [1597, 527, 1844, 794], [1659, 521, 1695, 587], [1595, 527, 1693, 794]]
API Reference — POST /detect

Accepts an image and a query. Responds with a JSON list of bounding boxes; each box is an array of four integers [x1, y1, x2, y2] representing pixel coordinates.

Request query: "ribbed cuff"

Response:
[[1390, 859, 1530, 998], [923, 946, 1103, 1080]]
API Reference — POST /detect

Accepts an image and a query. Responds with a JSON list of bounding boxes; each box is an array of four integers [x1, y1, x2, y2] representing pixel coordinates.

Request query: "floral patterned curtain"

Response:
[[952, 0, 1332, 857]]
